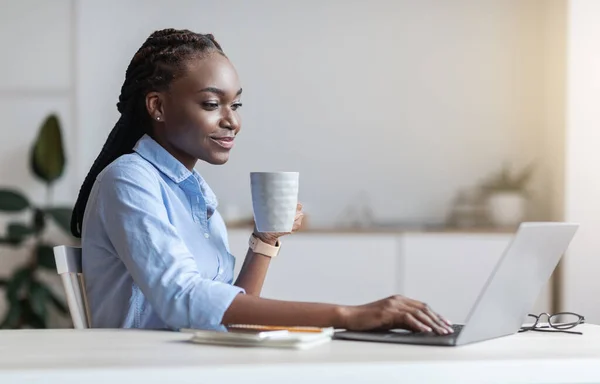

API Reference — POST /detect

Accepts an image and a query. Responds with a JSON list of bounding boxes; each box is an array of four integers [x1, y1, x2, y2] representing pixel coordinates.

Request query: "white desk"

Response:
[[0, 325, 599, 384]]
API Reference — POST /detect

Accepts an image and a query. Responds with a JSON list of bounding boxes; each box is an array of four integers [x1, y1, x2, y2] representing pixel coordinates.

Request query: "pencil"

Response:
[[227, 324, 326, 333]]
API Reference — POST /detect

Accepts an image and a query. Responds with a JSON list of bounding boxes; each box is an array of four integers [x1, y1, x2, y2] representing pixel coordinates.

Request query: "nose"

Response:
[[220, 108, 240, 132]]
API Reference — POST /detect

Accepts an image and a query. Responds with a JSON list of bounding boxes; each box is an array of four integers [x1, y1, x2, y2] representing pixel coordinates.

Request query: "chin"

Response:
[[205, 153, 230, 165]]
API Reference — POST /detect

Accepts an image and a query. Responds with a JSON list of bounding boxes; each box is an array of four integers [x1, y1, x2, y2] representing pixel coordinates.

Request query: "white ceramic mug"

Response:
[[250, 172, 299, 233]]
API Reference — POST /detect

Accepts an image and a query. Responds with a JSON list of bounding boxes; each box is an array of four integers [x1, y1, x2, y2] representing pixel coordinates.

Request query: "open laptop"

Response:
[[333, 222, 579, 346]]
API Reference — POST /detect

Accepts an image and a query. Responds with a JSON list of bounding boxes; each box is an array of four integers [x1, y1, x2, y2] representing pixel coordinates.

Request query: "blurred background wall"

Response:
[[563, 0, 600, 326], [2, 0, 600, 325], [76, 0, 563, 227]]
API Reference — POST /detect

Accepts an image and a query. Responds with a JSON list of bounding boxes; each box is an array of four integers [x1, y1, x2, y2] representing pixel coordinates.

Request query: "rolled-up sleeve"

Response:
[[97, 162, 244, 330]]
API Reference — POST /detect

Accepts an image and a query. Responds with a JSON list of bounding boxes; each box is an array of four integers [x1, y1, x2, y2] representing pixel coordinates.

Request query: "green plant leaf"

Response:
[[44, 207, 72, 234], [19, 298, 46, 329], [0, 189, 30, 212], [480, 163, 535, 193], [0, 237, 21, 247], [49, 291, 69, 315], [35, 244, 56, 270], [33, 208, 46, 234], [29, 281, 49, 321], [515, 163, 535, 189], [0, 300, 22, 329], [30, 114, 66, 184], [34, 282, 69, 315], [6, 267, 32, 302], [6, 223, 35, 245]]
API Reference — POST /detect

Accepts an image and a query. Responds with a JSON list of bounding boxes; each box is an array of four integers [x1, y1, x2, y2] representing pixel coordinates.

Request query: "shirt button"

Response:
[[218, 268, 224, 275], [204, 233, 210, 239]]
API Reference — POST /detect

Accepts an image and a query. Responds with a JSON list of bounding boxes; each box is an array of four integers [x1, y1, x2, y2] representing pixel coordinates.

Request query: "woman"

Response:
[[72, 28, 453, 335]]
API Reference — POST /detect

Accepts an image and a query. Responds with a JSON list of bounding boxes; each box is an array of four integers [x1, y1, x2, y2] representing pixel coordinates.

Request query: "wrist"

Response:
[[253, 231, 278, 246], [333, 305, 351, 329], [249, 233, 281, 258]]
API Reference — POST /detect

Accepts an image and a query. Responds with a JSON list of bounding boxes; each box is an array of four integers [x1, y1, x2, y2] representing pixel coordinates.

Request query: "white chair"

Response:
[[53, 245, 91, 329]]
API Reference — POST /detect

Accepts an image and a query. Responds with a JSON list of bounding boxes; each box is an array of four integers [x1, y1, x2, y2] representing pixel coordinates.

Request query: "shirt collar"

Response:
[[133, 134, 192, 183], [133, 134, 219, 210]]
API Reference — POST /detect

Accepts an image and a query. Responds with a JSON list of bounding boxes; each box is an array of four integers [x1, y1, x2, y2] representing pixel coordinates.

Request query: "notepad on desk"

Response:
[[186, 325, 335, 350]]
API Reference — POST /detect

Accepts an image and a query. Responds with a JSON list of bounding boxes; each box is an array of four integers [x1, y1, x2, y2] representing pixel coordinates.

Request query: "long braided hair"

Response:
[[71, 28, 225, 238]]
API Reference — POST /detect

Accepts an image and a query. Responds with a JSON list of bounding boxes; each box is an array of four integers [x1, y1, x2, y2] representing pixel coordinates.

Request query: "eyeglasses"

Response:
[[519, 312, 585, 335]]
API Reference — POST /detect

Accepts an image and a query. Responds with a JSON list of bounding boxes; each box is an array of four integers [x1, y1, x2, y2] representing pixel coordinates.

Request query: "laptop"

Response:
[[333, 222, 579, 346]]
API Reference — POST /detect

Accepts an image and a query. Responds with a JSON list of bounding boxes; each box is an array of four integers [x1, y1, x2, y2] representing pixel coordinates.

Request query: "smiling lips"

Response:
[[210, 136, 235, 149]]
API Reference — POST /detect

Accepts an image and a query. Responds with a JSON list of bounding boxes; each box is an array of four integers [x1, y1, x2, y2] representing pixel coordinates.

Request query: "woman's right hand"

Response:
[[338, 295, 454, 334]]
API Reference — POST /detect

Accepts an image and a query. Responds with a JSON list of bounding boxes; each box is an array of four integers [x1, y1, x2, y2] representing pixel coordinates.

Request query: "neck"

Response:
[[150, 133, 197, 171]]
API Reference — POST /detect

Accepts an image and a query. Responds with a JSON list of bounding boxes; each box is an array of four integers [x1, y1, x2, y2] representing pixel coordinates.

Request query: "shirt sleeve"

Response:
[[97, 161, 244, 330]]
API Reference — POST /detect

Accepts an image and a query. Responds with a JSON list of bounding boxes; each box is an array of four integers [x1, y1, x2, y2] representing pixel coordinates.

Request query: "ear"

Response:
[[146, 91, 165, 122]]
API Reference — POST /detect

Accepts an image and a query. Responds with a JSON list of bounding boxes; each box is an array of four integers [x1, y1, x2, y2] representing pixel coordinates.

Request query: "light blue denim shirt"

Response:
[[81, 134, 244, 330]]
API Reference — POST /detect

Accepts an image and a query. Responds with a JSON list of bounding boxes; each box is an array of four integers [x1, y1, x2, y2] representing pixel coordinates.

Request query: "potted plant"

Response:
[[0, 114, 74, 328], [481, 163, 534, 227]]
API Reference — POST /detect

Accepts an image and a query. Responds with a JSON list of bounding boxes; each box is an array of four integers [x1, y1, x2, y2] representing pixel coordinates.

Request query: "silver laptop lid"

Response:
[[456, 222, 579, 345]]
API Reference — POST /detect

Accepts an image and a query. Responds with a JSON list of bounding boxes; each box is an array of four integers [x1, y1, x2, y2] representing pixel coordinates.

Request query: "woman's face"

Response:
[[148, 53, 242, 169]]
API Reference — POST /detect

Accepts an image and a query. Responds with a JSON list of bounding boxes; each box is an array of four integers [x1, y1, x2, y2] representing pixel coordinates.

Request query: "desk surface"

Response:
[[0, 325, 599, 384]]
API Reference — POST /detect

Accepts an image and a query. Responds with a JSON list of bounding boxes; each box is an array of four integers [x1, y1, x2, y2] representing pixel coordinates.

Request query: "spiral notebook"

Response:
[[185, 325, 335, 350]]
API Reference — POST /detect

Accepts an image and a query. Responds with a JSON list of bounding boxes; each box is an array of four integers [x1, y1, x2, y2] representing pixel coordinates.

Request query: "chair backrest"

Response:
[[53, 245, 91, 329]]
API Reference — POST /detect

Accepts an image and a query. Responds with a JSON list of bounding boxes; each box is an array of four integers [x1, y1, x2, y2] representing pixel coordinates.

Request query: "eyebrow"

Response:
[[198, 87, 243, 96]]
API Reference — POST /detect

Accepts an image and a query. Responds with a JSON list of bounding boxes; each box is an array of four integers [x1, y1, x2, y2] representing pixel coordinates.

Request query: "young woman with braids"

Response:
[[73, 28, 454, 335]]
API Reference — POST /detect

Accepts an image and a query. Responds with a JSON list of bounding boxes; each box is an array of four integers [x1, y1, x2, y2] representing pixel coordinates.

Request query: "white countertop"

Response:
[[227, 224, 516, 235], [0, 324, 599, 384]]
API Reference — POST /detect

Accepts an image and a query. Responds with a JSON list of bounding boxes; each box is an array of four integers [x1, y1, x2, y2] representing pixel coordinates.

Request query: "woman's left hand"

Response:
[[253, 203, 304, 245]]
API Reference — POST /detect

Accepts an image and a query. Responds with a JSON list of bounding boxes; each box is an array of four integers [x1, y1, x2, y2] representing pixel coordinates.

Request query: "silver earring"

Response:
[[156, 116, 161, 121]]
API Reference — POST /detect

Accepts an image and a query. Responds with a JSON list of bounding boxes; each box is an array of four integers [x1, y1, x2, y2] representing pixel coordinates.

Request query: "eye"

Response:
[[202, 101, 219, 110], [232, 102, 243, 111]]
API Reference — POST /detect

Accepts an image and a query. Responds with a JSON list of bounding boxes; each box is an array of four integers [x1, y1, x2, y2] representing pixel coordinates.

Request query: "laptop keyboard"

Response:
[[332, 324, 465, 345], [405, 324, 463, 338]]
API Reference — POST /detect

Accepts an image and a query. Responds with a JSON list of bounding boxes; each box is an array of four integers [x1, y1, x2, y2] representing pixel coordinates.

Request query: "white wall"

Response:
[[563, 0, 600, 322], [76, 0, 554, 227], [0, 0, 76, 204], [540, 0, 567, 224]]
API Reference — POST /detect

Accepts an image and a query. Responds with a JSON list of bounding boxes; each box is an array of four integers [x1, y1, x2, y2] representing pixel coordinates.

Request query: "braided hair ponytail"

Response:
[[71, 28, 225, 237]]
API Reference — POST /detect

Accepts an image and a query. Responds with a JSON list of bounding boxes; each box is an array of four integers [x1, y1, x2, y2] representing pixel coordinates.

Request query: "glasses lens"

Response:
[[550, 313, 581, 329]]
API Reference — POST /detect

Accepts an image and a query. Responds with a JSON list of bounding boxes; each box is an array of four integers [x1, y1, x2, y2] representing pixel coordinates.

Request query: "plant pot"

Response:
[[487, 192, 527, 227]]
